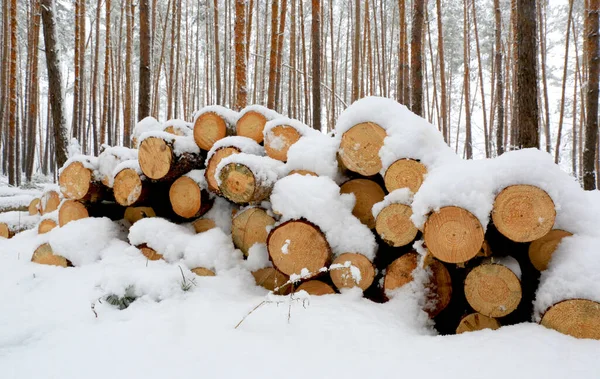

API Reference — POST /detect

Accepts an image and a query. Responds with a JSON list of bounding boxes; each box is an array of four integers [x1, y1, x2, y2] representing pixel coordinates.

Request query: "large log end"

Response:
[[540, 299, 600, 340], [338, 122, 386, 176]]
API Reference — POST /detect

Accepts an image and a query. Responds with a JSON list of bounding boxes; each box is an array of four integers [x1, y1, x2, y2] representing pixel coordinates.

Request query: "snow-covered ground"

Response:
[[0, 236, 599, 379]]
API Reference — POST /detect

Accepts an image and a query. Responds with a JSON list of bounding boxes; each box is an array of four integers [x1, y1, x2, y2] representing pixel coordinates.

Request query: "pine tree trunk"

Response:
[[101, 0, 111, 146], [514, 0, 540, 149], [463, 0, 472, 159], [436, 0, 448, 143], [495, 0, 504, 156], [26, 0, 41, 181], [138, 0, 151, 120], [7, 0, 16, 184], [124, 0, 134, 146], [471, 0, 488, 157], [312, 0, 321, 130], [538, 1, 551, 153], [555, 0, 574, 164], [274, 0, 287, 110], [352, 0, 360, 102], [213, 0, 221, 104], [234, 0, 247, 111], [410, 0, 425, 116], [267, 0, 279, 109], [584, 0, 599, 189], [40, 0, 69, 168]]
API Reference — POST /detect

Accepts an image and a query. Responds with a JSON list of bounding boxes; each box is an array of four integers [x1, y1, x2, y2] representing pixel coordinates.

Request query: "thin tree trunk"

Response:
[[274, 0, 287, 110], [538, 0, 551, 153], [101, 0, 111, 145], [8, 0, 16, 183], [495, 0, 504, 156], [234, 0, 247, 110], [312, 0, 321, 130], [213, 0, 221, 104], [138, 0, 151, 120], [471, 0, 489, 157], [26, 0, 41, 181], [436, 0, 448, 143], [267, 0, 279, 109], [463, 0, 472, 159], [124, 0, 134, 146], [351, 0, 360, 102], [584, 0, 599, 189], [555, 0, 574, 163], [410, 0, 425, 116]]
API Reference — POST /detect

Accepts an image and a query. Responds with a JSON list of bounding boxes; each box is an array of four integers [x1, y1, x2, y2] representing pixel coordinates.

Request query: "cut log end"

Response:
[[138, 137, 173, 180], [38, 219, 58, 234], [456, 313, 501, 334], [31, 243, 70, 267], [338, 122, 386, 176], [287, 169, 318, 177], [138, 245, 163, 261], [191, 267, 216, 277], [192, 218, 217, 233], [29, 198, 41, 215], [330, 253, 375, 291], [124, 206, 156, 224], [492, 185, 556, 242], [232, 207, 275, 255], [0, 222, 10, 239], [375, 203, 419, 247], [384, 252, 418, 292], [205, 146, 241, 194], [528, 229, 573, 271], [58, 200, 89, 227], [194, 112, 229, 151], [219, 163, 270, 204], [169, 176, 204, 219], [383, 159, 427, 193], [41, 190, 61, 215], [267, 219, 332, 277], [295, 280, 336, 296], [59, 161, 93, 200], [540, 299, 600, 340], [340, 179, 385, 229], [114, 168, 144, 206], [464, 263, 522, 318], [424, 206, 484, 264], [236, 111, 268, 143], [264, 125, 302, 161], [252, 267, 292, 295]]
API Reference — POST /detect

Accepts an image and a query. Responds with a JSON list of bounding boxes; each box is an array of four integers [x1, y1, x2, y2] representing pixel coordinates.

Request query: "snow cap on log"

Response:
[[162, 119, 193, 137], [284, 135, 343, 181], [205, 136, 265, 163], [128, 217, 195, 262], [132, 116, 162, 148], [0, 211, 40, 237], [183, 228, 243, 274], [193, 106, 239, 151], [263, 117, 320, 161], [270, 175, 377, 260], [97, 146, 138, 187]]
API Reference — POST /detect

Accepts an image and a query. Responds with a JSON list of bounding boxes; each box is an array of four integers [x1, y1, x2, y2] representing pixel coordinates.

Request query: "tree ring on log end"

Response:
[[114, 168, 144, 206], [59, 161, 92, 200], [170, 176, 202, 218], [375, 203, 419, 247], [330, 253, 375, 291], [205, 146, 241, 194], [232, 207, 275, 256], [58, 200, 89, 227], [340, 178, 385, 229], [456, 313, 501, 334], [383, 159, 427, 193], [384, 252, 419, 292], [528, 229, 572, 271], [236, 111, 268, 143], [540, 299, 600, 340], [267, 219, 332, 277], [295, 280, 336, 296], [338, 122, 386, 176], [492, 185, 556, 242], [252, 267, 291, 295], [31, 243, 70, 267], [264, 125, 302, 162], [464, 264, 522, 318], [219, 163, 257, 204], [38, 219, 58, 234], [423, 206, 484, 264], [139, 137, 173, 180], [194, 112, 228, 151]]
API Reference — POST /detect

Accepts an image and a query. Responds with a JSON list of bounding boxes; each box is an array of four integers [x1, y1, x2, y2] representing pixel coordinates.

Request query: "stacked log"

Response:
[[59, 157, 106, 203], [193, 106, 238, 151], [236, 105, 281, 143], [169, 170, 213, 219], [138, 133, 205, 182]]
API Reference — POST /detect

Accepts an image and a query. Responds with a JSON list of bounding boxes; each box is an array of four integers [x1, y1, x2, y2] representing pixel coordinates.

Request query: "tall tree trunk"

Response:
[[138, 0, 151, 120], [514, 0, 540, 149], [8, 0, 16, 184], [267, 0, 279, 109], [274, 0, 287, 110], [471, 0, 488, 157], [555, 0, 574, 164], [436, 0, 448, 143], [351, 0, 360, 102], [124, 0, 134, 146], [410, 0, 425, 116], [463, 0, 472, 159], [312, 0, 321, 130], [101, 0, 111, 146], [584, 0, 599, 190], [213, 0, 221, 104], [26, 0, 41, 181], [91, 0, 101, 156], [234, 0, 247, 110], [537, 0, 551, 153], [495, 0, 504, 156], [72, 0, 81, 142], [40, 0, 69, 167]]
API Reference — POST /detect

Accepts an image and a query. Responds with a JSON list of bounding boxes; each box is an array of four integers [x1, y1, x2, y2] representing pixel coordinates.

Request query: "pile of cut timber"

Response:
[[4, 97, 600, 340]]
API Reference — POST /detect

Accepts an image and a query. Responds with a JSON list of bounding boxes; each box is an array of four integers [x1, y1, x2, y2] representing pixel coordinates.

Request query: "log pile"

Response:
[[3, 98, 599, 341]]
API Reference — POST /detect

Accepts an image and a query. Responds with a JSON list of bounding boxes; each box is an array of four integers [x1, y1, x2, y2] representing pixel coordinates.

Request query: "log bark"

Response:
[[375, 203, 418, 247], [138, 136, 205, 181], [338, 122, 386, 176], [540, 299, 600, 340], [296, 280, 336, 295], [528, 229, 572, 271], [267, 219, 332, 276], [423, 206, 484, 264], [456, 313, 501, 334], [492, 185, 556, 242], [193, 112, 234, 151], [464, 261, 522, 318], [169, 175, 213, 219], [264, 125, 302, 162], [330, 253, 375, 291], [339, 179, 385, 229], [231, 207, 275, 256], [383, 159, 427, 193]]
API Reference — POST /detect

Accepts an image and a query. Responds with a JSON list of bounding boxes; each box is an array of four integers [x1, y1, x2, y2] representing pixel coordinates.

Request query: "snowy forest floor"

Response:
[[0, 234, 599, 378]]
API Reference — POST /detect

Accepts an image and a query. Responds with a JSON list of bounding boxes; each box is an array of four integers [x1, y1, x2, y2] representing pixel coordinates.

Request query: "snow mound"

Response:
[[112, 159, 143, 178], [263, 117, 320, 139], [0, 211, 40, 232], [202, 197, 236, 234], [132, 116, 162, 145], [270, 175, 377, 260], [206, 136, 265, 162], [285, 135, 343, 181], [97, 146, 138, 187], [183, 228, 243, 273], [163, 119, 193, 136], [128, 218, 196, 262], [372, 188, 413, 219]]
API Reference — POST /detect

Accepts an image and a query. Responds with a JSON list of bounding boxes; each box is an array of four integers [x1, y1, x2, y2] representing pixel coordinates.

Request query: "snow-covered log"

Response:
[[252, 267, 291, 294], [193, 106, 238, 151], [112, 162, 151, 207], [96, 146, 138, 187], [373, 189, 418, 247], [528, 229, 572, 271], [58, 156, 107, 203], [169, 170, 213, 219], [31, 243, 70, 267], [236, 105, 281, 143], [383, 159, 428, 194], [339, 179, 385, 229], [455, 313, 501, 334], [330, 253, 375, 291], [231, 207, 275, 256], [263, 118, 318, 162], [138, 132, 205, 181]]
